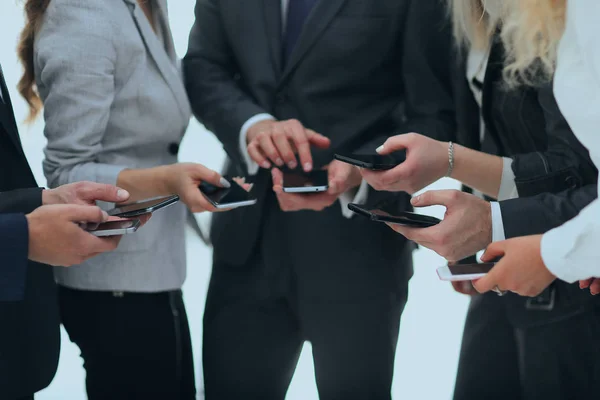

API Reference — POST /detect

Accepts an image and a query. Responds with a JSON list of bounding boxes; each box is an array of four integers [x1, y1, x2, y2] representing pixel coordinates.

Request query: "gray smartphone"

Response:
[[282, 170, 329, 193], [85, 219, 141, 237], [107, 195, 179, 218]]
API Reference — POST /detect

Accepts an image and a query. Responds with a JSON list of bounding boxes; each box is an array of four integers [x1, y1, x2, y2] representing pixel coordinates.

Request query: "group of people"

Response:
[[1, 0, 599, 399]]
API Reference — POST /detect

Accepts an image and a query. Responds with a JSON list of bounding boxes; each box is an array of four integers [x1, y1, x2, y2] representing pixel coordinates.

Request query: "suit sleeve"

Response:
[[35, 1, 126, 189], [0, 188, 44, 214], [0, 214, 29, 302], [509, 84, 597, 197], [183, 0, 269, 169], [400, 0, 456, 142], [499, 184, 597, 238]]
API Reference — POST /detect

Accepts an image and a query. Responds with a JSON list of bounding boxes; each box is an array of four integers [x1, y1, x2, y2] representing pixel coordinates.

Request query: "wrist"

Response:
[[25, 213, 40, 262], [42, 189, 60, 205]]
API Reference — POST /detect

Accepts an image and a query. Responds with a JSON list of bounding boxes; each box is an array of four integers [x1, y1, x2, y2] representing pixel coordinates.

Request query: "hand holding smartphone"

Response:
[[348, 203, 441, 227], [199, 178, 257, 209], [334, 152, 405, 171]]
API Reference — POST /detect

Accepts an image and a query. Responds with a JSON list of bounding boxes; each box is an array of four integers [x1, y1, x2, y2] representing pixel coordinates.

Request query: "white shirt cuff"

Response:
[[239, 113, 275, 176], [490, 201, 506, 242], [497, 157, 519, 201], [339, 179, 370, 219]]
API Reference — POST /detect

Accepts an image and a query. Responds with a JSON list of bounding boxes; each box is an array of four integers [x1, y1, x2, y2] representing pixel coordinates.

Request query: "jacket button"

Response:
[[565, 175, 577, 189], [168, 143, 180, 156]]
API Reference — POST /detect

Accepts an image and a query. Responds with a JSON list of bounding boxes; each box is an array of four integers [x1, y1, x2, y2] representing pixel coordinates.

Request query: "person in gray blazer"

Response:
[[18, 0, 232, 398]]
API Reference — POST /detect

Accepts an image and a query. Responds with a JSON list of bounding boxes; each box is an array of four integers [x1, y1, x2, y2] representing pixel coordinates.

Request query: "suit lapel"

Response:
[[280, 0, 348, 84], [0, 65, 26, 157], [263, 0, 283, 78], [123, 0, 191, 119]]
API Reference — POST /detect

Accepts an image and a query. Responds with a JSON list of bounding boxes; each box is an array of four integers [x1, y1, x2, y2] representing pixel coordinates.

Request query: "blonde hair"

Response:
[[500, 0, 567, 86], [450, 0, 496, 51]]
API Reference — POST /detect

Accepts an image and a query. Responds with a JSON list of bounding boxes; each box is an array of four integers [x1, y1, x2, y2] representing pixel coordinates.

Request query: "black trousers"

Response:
[[204, 197, 411, 400], [58, 286, 196, 400], [454, 292, 600, 400]]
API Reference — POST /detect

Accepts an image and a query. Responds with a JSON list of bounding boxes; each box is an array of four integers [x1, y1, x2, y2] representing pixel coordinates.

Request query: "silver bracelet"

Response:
[[446, 141, 454, 177]]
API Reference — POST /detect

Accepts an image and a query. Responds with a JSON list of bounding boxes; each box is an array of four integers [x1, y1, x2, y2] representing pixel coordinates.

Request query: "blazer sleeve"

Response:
[[0, 214, 29, 302], [400, 0, 456, 142], [183, 0, 268, 168], [508, 84, 597, 197], [35, 1, 126, 189], [499, 184, 597, 238], [0, 188, 43, 214]]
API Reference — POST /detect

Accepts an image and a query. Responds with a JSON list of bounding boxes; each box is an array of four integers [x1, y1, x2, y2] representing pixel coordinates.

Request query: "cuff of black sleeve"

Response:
[[0, 214, 29, 302]]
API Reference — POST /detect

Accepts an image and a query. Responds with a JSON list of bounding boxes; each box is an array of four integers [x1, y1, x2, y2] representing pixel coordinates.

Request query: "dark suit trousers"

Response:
[[453, 293, 600, 400], [203, 195, 411, 400]]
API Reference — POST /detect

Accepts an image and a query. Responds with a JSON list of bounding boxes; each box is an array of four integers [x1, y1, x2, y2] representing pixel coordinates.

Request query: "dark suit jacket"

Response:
[[184, 0, 455, 268], [0, 213, 29, 302], [0, 66, 60, 398], [453, 40, 598, 326]]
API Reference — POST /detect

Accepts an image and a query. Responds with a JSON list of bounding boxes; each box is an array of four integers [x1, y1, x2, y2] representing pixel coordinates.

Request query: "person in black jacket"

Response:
[[0, 64, 134, 399], [360, 3, 599, 399], [183, 0, 455, 398]]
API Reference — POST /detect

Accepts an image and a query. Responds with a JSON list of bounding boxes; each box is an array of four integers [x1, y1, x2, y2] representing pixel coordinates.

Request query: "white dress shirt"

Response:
[[239, 0, 369, 218], [540, 0, 600, 282]]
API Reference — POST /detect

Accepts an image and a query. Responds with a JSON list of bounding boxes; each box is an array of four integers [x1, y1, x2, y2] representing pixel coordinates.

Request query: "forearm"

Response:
[[451, 144, 503, 199]]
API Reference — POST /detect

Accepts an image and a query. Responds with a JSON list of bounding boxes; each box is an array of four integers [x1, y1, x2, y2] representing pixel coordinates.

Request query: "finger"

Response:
[[271, 168, 284, 192], [247, 142, 272, 169], [411, 190, 460, 208], [260, 128, 285, 167], [480, 242, 507, 263], [327, 163, 351, 195], [273, 128, 298, 169], [287, 122, 312, 172], [192, 164, 230, 188], [376, 134, 411, 155], [305, 129, 331, 149], [66, 205, 109, 224], [580, 278, 593, 289], [590, 279, 600, 295], [181, 189, 219, 213], [79, 182, 130, 204], [472, 263, 503, 293]]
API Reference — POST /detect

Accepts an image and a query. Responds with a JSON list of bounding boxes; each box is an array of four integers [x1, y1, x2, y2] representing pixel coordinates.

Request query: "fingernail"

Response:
[[288, 161, 297, 169], [304, 163, 312, 172], [117, 189, 129, 200], [411, 195, 421, 205], [101, 210, 109, 220], [220, 177, 231, 188], [262, 161, 271, 169], [376, 145, 385, 153], [276, 158, 284, 166]]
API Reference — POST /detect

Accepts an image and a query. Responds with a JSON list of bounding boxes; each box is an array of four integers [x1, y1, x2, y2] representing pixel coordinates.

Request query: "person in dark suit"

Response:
[[183, 0, 455, 398], [360, 3, 600, 397], [0, 64, 132, 400]]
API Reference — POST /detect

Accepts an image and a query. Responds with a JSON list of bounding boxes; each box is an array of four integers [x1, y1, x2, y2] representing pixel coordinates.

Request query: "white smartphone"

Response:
[[436, 262, 496, 281], [85, 219, 141, 237], [282, 170, 329, 193], [199, 180, 257, 209]]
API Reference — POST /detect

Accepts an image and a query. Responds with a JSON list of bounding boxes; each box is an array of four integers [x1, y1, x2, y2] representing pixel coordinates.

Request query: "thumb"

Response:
[[65, 205, 109, 224], [376, 134, 411, 155], [471, 264, 501, 294], [411, 190, 458, 208], [193, 164, 230, 188], [480, 241, 506, 263], [271, 168, 284, 188], [80, 182, 130, 203], [306, 129, 331, 149]]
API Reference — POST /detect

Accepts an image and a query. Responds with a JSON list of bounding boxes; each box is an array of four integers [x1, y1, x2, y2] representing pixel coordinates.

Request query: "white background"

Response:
[[1, 1, 468, 398]]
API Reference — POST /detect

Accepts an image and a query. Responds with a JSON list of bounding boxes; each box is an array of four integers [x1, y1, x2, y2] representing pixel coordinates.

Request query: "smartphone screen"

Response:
[[282, 170, 328, 192], [108, 195, 179, 217], [447, 263, 496, 276], [199, 180, 257, 208]]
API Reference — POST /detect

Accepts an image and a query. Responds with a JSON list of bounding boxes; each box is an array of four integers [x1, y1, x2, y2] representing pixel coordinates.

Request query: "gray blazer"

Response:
[[35, 0, 192, 292]]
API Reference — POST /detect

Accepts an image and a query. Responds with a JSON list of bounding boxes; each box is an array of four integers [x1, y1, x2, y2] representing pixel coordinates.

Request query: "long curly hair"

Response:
[[17, 0, 51, 122]]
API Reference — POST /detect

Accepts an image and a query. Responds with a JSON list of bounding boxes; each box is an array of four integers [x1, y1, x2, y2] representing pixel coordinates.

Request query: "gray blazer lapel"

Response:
[[262, 0, 283, 77], [280, 0, 348, 83], [123, 0, 191, 119]]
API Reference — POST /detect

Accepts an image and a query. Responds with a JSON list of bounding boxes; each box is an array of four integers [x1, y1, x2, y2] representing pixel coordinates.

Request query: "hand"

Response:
[[472, 235, 557, 297], [43, 182, 130, 206], [26, 205, 122, 267], [360, 133, 448, 194], [579, 278, 600, 295], [271, 160, 361, 212], [160, 163, 230, 213], [246, 119, 331, 172], [385, 190, 492, 262], [451, 280, 479, 296]]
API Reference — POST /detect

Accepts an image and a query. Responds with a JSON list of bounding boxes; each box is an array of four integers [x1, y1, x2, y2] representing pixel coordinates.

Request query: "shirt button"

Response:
[[168, 143, 179, 156]]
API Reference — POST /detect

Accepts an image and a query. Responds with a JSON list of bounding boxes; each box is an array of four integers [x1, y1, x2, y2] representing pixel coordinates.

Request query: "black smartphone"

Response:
[[282, 170, 329, 193], [85, 219, 141, 237], [334, 152, 405, 170], [199, 179, 257, 209], [347, 203, 441, 227], [107, 195, 179, 218], [437, 263, 496, 281]]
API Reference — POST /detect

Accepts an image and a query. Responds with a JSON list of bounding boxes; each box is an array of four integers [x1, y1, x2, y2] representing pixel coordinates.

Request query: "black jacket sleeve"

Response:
[[0, 188, 44, 214], [0, 213, 29, 302], [183, 0, 268, 169], [499, 184, 598, 238]]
